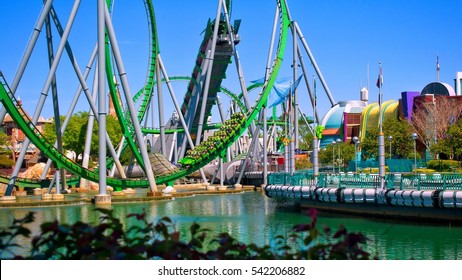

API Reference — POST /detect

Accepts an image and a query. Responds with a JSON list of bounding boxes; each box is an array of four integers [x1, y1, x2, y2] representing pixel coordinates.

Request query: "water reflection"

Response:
[[0, 191, 461, 259], [309, 212, 462, 260]]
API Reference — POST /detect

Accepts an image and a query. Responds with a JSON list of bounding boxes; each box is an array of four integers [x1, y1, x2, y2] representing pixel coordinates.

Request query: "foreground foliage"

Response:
[[0, 208, 374, 260]]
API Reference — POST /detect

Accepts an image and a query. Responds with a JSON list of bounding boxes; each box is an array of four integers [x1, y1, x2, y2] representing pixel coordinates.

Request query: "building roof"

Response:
[[359, 100, 399, 142], [2, 114, 13, 123], [421, 82, 456, 96], [2, 113, 51, 125], [319, 100, 367, 147], [320, 100, 367, 129]]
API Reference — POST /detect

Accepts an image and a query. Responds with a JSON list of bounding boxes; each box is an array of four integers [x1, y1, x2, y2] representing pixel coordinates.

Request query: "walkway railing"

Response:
[[267, 171, 462, 191], [267, 171, 317, 186]]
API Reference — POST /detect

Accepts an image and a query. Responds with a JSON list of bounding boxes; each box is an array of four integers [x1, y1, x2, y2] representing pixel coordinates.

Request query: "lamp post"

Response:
[[411, 133, 417, 172], [388, 135, 393, 160], [331, 140, 336, 173], [353, 136, 359, 173], [336, 138, 342, 173]]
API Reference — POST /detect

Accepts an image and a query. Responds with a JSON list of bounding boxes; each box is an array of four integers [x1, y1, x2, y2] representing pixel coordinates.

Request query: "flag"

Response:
[[436, 55, 440, 71], [376, 63, 383, 89]]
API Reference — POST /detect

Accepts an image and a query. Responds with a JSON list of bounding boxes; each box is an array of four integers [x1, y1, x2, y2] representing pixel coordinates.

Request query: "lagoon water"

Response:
[[1, 190, 461, 260]]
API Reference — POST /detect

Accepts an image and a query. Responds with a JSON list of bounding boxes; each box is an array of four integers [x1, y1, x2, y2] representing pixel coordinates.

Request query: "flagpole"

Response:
[[436, 54, 440, 82], [377, 62, 386, 190], [378, 62, 383, 133], [313, 75, 316, 127], [312, 75, 319, 185], [289, 82, 295, 175], [293, 21, 299, 151]]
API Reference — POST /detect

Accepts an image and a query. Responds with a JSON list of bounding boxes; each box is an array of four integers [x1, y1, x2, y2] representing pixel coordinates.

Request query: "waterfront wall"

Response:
[[265, 171, 462, 223]]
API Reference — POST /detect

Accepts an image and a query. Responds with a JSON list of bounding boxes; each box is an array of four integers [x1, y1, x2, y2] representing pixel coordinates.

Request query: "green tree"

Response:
[[0, 131, 14, 168], [430, 138, 454, 159], [360, 126, 379, 160], [382, 118, 415, 159], [297, 115, 314, 150], [319, 144, 335, 167], [42, 112, 122, 163], [62, 112, 88, 160], [340, 142, 355, 166], [88, 114, 122, 158], [432, 119, 462, 160], [43, 113, 88, 160], [361, 118, 414, 160], [319, 142, 355, 170], [42, 116, 63, 144], [0, 130, 10, 147], [447, 120, 462, 160]]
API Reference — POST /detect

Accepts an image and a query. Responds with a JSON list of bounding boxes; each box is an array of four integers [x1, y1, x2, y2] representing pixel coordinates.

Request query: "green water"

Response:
[[1, 191, 461, 259]]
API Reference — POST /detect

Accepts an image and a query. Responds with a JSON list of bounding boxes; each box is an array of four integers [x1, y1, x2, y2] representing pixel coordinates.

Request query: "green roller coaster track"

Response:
[[103, 0, 158, 171], [0, 0, 290, 190]]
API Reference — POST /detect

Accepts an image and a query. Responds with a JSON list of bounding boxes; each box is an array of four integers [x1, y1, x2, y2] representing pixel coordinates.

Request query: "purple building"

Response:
[[400, 91, 420, 120]]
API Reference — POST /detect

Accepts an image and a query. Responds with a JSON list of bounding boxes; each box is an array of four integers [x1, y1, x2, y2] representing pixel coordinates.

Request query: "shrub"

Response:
[[427, 160, 460, 172], [360, 166, 389, 174], [0, 155, 14, 168], [413, 168, 436, 173], [0, 208, 374, 260], [295, 157, 312, 170]]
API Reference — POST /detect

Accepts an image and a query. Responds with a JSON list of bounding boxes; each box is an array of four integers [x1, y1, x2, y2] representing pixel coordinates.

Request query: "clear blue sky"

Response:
[[0, 0, 461, 123]]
